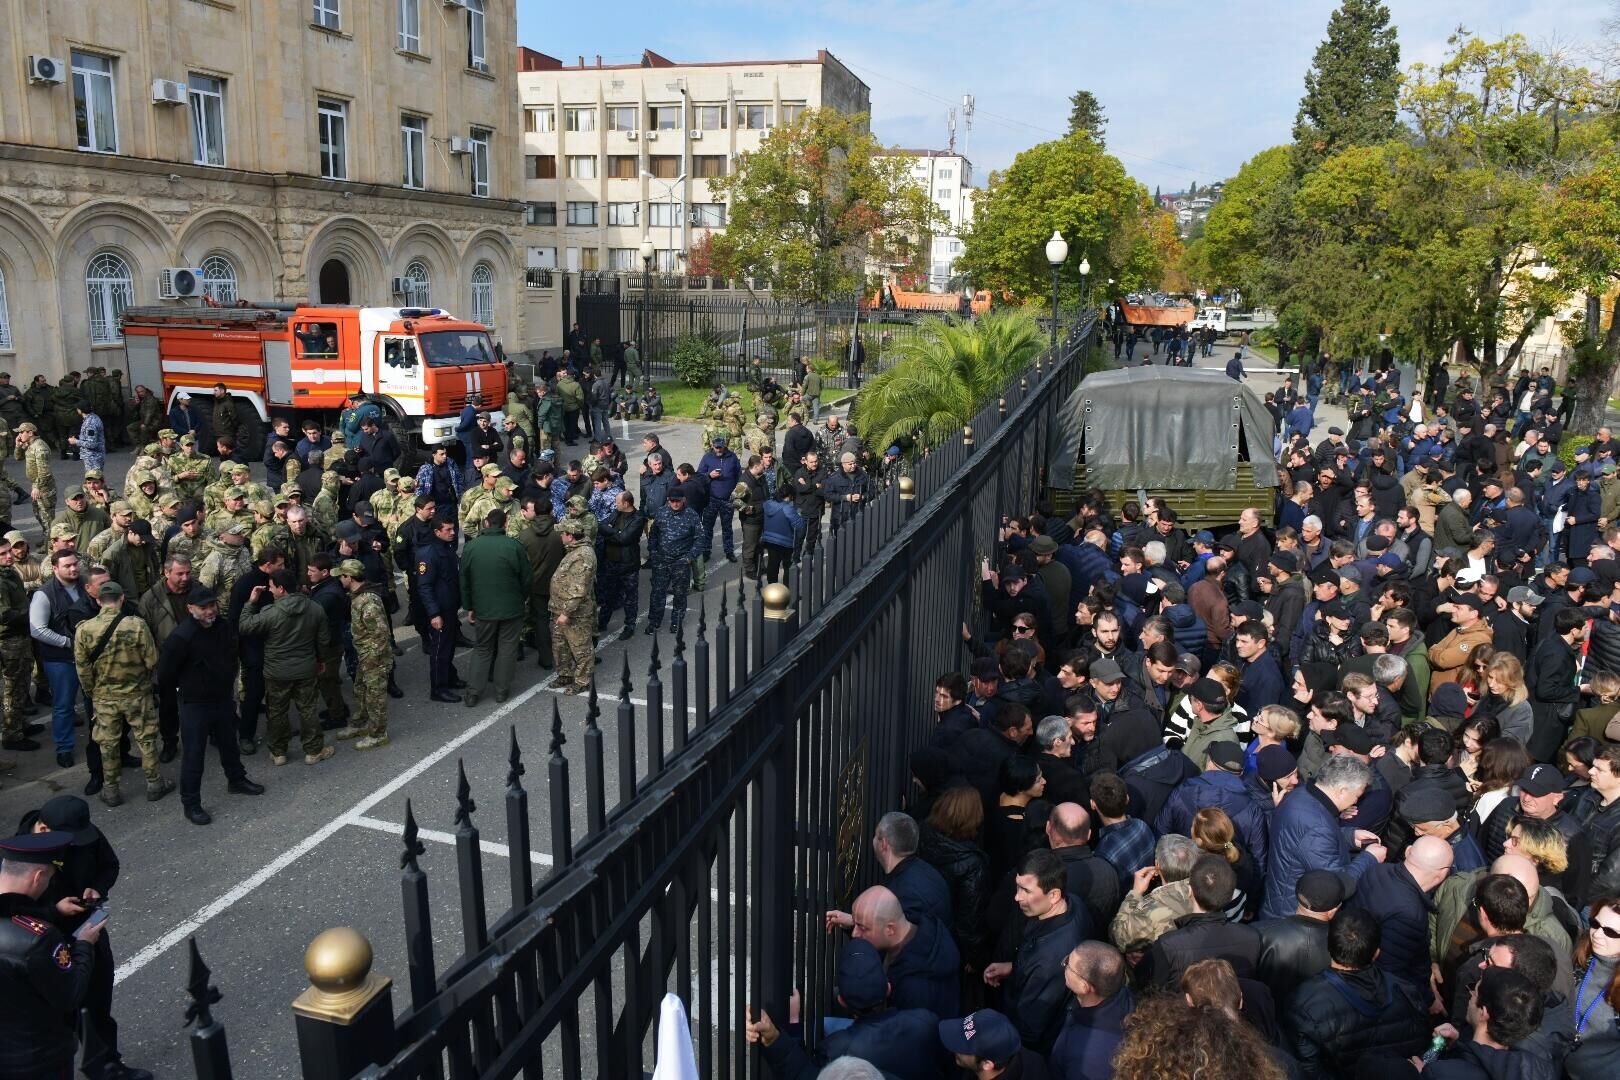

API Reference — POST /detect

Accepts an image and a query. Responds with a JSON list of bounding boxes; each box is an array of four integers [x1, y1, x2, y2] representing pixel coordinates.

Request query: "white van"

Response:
[[1191, 307, 1227, 333]]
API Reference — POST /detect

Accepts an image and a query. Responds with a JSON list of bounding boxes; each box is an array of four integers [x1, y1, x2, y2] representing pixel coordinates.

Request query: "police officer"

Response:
[[418, 515, 463, 702], [73, 582, 172, 808], [0, 831, 103, 1080], [154, 585, 264, 826], [597, 491, 643, 640], [646, 488, 702, 635]]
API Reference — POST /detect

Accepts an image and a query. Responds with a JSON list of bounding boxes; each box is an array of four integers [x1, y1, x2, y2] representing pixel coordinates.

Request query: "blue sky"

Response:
[[515, 0, 1615, 193]]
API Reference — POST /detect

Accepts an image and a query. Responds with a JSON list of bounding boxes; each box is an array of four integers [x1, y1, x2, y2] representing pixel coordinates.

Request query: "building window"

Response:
[[71, 51, 118, 154], [526, 154, 556, 179], [950, 240, 961, 253], [86, 251, 133, 345], [526, 107, 554, 133], [693, 155, 728, 178], [200, 255, 238, 304], [0, 268, 10, 350], [564, 107, 595, 132], [578, 247, 600, 271], [470, 263, 494, 326], [693, 105, 726, 130], [654, 249, 680, 273], [781, 103, 806, 124], [401, 115, 427, 188], [736, 104, 771, 130], [466, 0, 487, 70], [607, 248, 636, 271], [312, 0, 340, 30], [649, 105, 679, 131], [566, 201, 598, 226], [647, 155, 679, 179], [188, 74, 226, 167], [525, 202, 556, 226], [606, 155, 638, 179], [606, 202, 639, 226], [566, 155, 597, 179], [938, 168, 953, 180], [647, 201, 680, 228], [318, 98, 348, 180], [690, 203, 726, 228], [402, 260, 432, 306], [397, 0, 419, 51], [469, 127, 491, 197], [936, 188, 951, 199], [606, 106, 636, 132]]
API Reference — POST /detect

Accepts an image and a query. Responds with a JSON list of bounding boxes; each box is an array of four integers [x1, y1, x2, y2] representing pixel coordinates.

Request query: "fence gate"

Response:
[[573, 290, 621, 357]]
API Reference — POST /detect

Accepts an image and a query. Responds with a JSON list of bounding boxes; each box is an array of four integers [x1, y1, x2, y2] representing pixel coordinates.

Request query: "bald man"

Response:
[[1046, 802, 1122, 927], [1431, 853, 1576, 1013], [1347, 835, 1453, 988], [846, 885, 960, 1021]]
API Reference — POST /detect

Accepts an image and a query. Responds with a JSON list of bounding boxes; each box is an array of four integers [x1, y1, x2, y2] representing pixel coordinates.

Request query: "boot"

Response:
[[99, 783, 123, 807], [146, 777, 175, 802], [387, 674, 404, 699]]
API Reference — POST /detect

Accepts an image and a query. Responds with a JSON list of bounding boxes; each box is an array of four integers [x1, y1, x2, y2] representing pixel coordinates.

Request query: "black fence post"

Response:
[[694, 600, 711, 730], [182, 938, 233, 1080], [546, 704, 573, 868], [453, 760, 489, 956], [398, 800, 437, 1014], [616, 654, 637, 809], [291, 928, 396, 1080], [508, 726, 535, 908], [671, 620, 688, 754], [646, 635, 665, 774], [583, 678, 607, 836]]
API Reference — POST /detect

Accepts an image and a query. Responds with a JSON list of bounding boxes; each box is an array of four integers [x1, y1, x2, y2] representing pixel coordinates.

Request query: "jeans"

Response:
[[42, 659, 79, 754], [179, 701, 247, 808], [591, 408, 611, 438]]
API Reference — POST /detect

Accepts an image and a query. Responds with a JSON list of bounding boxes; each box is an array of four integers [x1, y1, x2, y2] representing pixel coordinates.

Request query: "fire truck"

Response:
[[119, 303, 507, 452]]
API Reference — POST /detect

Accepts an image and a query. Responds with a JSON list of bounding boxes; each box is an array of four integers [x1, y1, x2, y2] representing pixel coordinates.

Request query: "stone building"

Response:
[[0, 0, 527, 379]]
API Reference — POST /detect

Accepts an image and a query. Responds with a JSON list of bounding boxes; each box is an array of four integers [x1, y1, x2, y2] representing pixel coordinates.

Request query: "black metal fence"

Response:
[[180, 315, 1101, 1080]]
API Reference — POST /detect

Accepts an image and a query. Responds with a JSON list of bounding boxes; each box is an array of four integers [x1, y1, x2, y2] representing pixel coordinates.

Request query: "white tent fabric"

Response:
[[650, 992, 700, 1080]]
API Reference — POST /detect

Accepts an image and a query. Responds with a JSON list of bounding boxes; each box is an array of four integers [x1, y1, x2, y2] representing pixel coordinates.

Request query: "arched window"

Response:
[[470, 263, 494, 327], [0, 266, 11, 350], [86, 250, 134, 344], [200, 254, 238, 305], [403, 260, 432, 307]]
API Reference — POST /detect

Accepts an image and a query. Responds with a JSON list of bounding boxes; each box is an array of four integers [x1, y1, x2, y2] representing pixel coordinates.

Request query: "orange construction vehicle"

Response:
[[120, 303, 507, 450], [865, 282, 993, 317]]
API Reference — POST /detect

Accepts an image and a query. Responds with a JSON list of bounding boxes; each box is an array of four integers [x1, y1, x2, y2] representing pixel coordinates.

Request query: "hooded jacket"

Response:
[[1285, 965, 1432, 1079], [1156, 769, 1270, 872]]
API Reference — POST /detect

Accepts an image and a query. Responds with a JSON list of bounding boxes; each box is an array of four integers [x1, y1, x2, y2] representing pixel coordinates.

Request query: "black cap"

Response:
[[1207, 741, 1245, 773], [1321, 599, 1352, 620], [1269, 551, 1298, 573], [1256, 745, 1298, 784], [970, 656, 1001, 681], [1328, 426, 1345, 437], [38, 795, 101, 847], [1189, 678, 1229, 710], [1399, 781, 1458, 824], [127, 518, 154, 539], [666, 488, 686, 502], [1366, 533, 1390, 552], [0, 831, 73, 865], [1330, 723, 1376, 754], [1309, 565, 1339, 588], [1297, 869, 1352, 911], [186, 584, 218, 606], [835, 940, 888, 1009], [1518, 763, 1565, 797]]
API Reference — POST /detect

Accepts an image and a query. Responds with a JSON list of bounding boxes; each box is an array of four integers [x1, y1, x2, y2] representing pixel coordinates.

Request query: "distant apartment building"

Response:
[[875, 149, 974, 291], [516, 47, 869, 281], [0, 0, 527, 376]]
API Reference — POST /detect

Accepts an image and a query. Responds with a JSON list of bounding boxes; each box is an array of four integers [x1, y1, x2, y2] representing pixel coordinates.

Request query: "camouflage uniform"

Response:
[[0, 449, 24, 527], [165, 525, 210, 567], [168, 446, 213, 501], [311, 474, 341, 532], [85, 508, 133, 563], [1108, 879, 1194, 953], [563, 494, 597, 543], [345, 578, 392, 743], [550, 535, 598, 690], [742, 418, 777, 458], [197, 536, 254, 599], [0, 562, 31, 740], [323, 433, 348, 469], [647, 500, 702, 630], [250, 518, 292, 561], [73, 600, 164, 795], [492, 481, 524, 539], [22, 433, 55, 534], [504, 393, 536, 448]]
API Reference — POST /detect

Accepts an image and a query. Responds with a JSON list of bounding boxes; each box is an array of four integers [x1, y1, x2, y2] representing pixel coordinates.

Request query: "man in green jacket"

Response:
[[238, 568, 334, 766], [535, 383, 564, 451], [459, 507, 532, 706]]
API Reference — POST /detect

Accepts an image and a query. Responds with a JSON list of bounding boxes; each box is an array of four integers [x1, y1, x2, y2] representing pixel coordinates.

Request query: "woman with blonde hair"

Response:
[[1572, 670, 1620, 744], [1502, 814, 1570, 888], [1191, 807, 1259, 920], [1244, 704, 1299, 775], [1484, 652, 1532, 745]]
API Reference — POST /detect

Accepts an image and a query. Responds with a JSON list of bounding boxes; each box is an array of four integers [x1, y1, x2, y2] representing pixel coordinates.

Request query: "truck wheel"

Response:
[[234, 403, 264, 460]]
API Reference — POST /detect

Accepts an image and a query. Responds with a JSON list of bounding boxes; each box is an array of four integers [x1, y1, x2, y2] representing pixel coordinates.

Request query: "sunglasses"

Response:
[[1595, 922, 1620, 941], [1014, 625, 1035, 634]]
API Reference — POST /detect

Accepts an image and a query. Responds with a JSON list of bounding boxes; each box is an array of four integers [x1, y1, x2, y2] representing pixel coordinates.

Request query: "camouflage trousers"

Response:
[[551, 614, 595, 689], [92, 693, 160, 786], [31, 486, 55, 535], [316, 647, 348, 723], [0, 638, 31, 737], [265, 678, 322, 758], [353, 659, 390, 738]]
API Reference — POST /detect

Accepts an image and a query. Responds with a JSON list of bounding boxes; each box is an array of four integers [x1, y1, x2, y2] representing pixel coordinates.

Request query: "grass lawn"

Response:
[[654, 380, 750, 419], [1247, 343, 1281, 364]]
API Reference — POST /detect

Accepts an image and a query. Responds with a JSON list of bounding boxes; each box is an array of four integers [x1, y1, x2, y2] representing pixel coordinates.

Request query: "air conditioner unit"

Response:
[[688, 212, 699, 225], [27, 55, 66, 84], [644, 131, 658, 141], [442, 0, 467, 8], [625, 130, 638, 141], [159, 268, 205, 300], [151, 79, 188, 106], [689, 129, 702, 140], [391, 276, 409, 296], [447, 136, 470, 155]]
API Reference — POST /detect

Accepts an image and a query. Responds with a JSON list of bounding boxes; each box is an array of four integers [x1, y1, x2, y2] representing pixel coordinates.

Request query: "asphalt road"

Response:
[[0, 410, 764, 1080]]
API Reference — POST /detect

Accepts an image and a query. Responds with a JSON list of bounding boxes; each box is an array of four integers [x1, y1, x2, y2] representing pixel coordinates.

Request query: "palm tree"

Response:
[[852, 307, 1045, 454]]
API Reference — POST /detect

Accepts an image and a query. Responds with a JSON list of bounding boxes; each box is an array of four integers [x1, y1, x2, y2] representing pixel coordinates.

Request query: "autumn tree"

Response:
[[707, 109, 940, 303]]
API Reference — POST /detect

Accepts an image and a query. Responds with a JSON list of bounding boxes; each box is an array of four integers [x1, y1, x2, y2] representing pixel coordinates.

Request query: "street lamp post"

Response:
[[1045, 230, 1068, 356], [639, 236, 655, 358], [1079, 255, 1092, 309]]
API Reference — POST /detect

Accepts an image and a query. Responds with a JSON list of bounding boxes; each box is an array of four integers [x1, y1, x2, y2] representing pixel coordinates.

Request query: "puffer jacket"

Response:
[[1285, 965, 1432, 1079], [760, 498, 805, 548], [917, 825, 989, 957], [237, 591, 331, 680], [1161, 602, 1207, 656], [1261, 783, 1379, 919], [1156, 769, 1270, 872]]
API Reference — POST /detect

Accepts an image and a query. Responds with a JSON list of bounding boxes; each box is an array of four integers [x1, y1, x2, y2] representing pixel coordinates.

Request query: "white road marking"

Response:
[[348, 814, 553, 866]]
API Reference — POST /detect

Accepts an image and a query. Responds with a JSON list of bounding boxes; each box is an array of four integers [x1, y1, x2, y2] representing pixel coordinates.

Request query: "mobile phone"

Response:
[[75, 904, 109, 939]]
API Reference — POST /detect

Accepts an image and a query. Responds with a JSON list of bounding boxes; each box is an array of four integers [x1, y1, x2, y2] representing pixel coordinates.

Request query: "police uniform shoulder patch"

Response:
[[53, 943, 73, 969], [418, 562, 428, 576], [11, 914, 49, 936]]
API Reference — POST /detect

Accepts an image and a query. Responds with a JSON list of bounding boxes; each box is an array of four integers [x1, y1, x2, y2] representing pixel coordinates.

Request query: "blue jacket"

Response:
[[1057, 539, 1113, 602], [1237, 652, 1287, 715], [416, 536, 461, 619], [886, 913, 960, 1021], [1155, 769, 1271, 873], [1162, 603, 1207, 656], [1050, 988, 1134, 1080], [1261, 782, 1378, 920], [761, 1006, 944, 1080], [1348, 863, 1436, 988], [761, 499, 805, 548], [697, 449, 742, 502], [168, 401, 208, 442], [455, 404, 480, 465], [1287, 404, 1315, 438]]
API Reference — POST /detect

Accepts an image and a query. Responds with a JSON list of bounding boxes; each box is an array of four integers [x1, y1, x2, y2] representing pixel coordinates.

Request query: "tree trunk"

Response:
[[1569, 297, 1620, 435]]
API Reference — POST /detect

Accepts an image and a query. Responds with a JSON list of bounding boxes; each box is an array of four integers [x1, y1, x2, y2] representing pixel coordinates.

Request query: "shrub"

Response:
[[670, 334, 722, 387], [1560, 434, 1595, 469], [767, 332, 794, 367]]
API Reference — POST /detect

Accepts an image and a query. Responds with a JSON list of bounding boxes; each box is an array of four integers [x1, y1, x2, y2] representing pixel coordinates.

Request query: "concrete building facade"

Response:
[[515, 48, 869, 280], [878, 149, 973, 290], [0, 0, 527, 379]]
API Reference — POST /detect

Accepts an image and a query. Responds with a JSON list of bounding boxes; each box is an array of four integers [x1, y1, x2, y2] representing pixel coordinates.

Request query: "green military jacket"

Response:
[[458, 528, 531, 622], [74, 605, 158, 701]]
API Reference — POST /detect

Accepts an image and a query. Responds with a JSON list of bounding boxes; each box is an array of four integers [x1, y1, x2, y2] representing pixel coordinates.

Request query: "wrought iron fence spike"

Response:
[[619, 651, 633, 698], [548, 700, 566, 757], [454, 758, 476, 827], [586, 675, 601, 731], [183, 937, 222, 1029], [649, 632, 661, 675], [507, 725, 527, 787], [400, 798, 426, 871]]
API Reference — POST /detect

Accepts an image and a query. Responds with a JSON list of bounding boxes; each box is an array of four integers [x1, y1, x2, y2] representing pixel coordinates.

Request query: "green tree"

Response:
[[1542, 150, 1620, 431], [1292, 0, 1402, 167], [1066, 90, 1108, 145], [850, 309, 1045, 454], [957, 135, 1164, 303], [707, 109, 941, 303], [1198, 146, 1295, 299]]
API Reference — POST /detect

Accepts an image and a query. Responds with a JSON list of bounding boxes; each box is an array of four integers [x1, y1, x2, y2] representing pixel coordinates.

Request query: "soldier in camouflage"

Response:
[[101, 518, 161, 600], [88, 505, 139, 565], [334, 559, 393, 749], [74, 582, 173, 806], [250, 501, 291, 559], [645, 488, 703, 634], [311, 470, 341, 532], [0, 430, 25, 529], [164, 504, 209, 566], [53, 487, 109, 552], [125, 470, 162, 519], [459, 463, 504, 534], [17, 423, 55, 534], [0, 540, 33, 750], [168, 435, 213, 501], [204, 487, 253, 535], [197, 524, 254, 599], [550, 519, 598, 693]]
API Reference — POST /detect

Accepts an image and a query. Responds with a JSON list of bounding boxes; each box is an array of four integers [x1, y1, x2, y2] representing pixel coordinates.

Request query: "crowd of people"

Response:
[[744, 361, 1620, 1080]]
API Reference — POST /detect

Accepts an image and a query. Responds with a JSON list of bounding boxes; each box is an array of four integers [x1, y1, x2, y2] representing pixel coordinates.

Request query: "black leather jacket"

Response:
[[918, 825, 990, 956], [0, 893, 96, 1075], [1255, 913, 1331, 1005]]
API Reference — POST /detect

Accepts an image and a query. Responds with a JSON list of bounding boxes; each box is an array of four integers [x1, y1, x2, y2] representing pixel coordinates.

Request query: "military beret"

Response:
[[335, 559, 367, 579]]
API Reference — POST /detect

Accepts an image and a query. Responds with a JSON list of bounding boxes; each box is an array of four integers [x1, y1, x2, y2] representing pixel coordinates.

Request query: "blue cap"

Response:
[[539, 449, 556, 461], [1570, 566, 1598, 585], [938, 1009, 1022, 1064], [835, 940, 888, 1009], [0, 831, 73, 865], [886, 445, 901, 456], [1194, 530, 1215, 544]]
